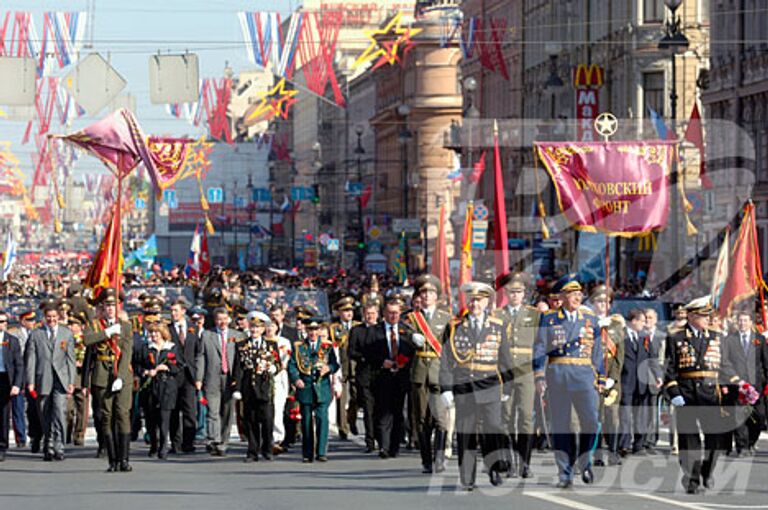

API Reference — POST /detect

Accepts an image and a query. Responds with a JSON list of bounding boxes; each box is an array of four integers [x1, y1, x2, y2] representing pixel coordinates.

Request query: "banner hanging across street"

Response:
[[534, 141, 677, 237]]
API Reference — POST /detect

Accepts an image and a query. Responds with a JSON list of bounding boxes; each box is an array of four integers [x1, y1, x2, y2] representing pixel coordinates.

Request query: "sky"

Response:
[[0, 0, 295, 179]]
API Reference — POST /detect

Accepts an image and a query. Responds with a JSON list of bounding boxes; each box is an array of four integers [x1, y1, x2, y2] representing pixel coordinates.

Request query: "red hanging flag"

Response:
[[492, 121, 509, 306], [84, 207, 123, 298], [358, 185, 373, 209], [683, 103, 712, 189], [718, 202, 765, 319], [469, 151, 486, 184]]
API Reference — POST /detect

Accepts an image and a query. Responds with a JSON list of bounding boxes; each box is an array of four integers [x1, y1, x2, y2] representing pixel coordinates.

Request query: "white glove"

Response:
[[670, 396, 685, 407], [412, 333, 426, 348], [111, 378, 123, 392], [440, 391, 454, 407], [501, 394, 510, 403], [605, 378, 615, 390], [105, 324, 121, 337], [232, 391, 242, 401]]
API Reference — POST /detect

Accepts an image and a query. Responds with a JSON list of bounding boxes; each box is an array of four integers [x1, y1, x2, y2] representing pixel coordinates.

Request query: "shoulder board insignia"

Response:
[[525, 305, 537, 311], [488, 316, 503, 325]]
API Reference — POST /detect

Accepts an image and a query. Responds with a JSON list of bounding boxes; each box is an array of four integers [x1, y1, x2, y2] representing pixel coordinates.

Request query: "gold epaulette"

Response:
[[488, 316, 503, 326], [609, 314, 626, 328], [525, 305, 538, 311]]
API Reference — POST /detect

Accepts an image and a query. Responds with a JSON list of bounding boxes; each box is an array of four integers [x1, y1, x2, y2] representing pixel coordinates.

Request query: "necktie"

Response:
[[742, 334, 750, 354], [220, 331, 229, 374], [48, 328, 54, 344], [511, 308, 518, 321], [177, 323, 185, 345], [389, 326, 398, 359]]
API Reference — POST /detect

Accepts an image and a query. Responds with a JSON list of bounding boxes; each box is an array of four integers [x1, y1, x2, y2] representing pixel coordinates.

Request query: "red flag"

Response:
[[469, 151, 487, 184], [683, 103, 712, 189], [200, 226, 211, 275], [431, 204, 452, 311], [358, 185, 373, 209], [718, 202, 764, 319], [458, 202, 474, 315], [492, 122, 509, 306], [84, 207, 123, 298]]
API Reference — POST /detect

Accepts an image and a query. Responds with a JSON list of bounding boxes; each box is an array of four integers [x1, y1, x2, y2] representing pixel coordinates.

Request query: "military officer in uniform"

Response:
[[495, 272, 540, 478], [664, 297, 731, 494], [589, 285, 625, 467], [440, 282, 513, 490], [288, 317, 340, 463], [405, 275, 451, 474], [83, 288, 134, 472], [329, 295, 360, 440], [534, 274, 605, 489]]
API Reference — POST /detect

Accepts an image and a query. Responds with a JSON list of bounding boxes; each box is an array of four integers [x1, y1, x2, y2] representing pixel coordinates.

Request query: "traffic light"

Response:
[[357, 241, 366, 250], [311, 184, 320, 204]]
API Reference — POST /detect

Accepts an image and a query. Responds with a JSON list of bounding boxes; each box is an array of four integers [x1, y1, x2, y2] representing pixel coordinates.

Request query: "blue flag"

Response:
[[648, 107, 669, 140]]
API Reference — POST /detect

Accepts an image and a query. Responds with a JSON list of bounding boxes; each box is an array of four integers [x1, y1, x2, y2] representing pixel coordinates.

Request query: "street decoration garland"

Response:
[[353, 11, 422, 71]]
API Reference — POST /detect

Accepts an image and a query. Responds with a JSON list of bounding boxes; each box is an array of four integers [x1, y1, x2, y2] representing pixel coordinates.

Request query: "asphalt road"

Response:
[[1, 429, 767, 510]]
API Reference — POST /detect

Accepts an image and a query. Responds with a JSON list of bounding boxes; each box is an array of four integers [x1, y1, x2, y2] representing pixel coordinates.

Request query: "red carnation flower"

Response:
[[167, 352, 176, 359], [199, 396, 209, 406], [29, 389, 38, 400]]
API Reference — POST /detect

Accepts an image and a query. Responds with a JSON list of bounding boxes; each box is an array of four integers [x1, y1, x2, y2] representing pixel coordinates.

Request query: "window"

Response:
[[642, 71, 666, 117], [643, 0, 665, 23]]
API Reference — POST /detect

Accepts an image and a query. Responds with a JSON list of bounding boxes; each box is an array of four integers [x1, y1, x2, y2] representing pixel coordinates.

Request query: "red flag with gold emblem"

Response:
[[84, 207, 123, 298]]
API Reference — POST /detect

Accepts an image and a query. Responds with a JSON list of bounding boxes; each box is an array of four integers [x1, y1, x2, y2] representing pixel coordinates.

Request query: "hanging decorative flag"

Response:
[[244, 77, 298, 125], [297, 10, 344, 107], [534, 141, 679, 237], [238, 11, 303, 79], [353, 11, 422, 70]]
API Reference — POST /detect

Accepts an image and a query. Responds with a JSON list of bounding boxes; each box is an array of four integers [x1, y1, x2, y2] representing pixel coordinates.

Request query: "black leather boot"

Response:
[[119, 433, 133, 472], [419, 430, 432, 473], [105, 434, 118, 472]]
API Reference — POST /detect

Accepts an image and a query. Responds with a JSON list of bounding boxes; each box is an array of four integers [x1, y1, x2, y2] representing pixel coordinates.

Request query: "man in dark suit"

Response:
[[169, 298, 200, 453], [619, 309, 662, 455], [270, 305, 298, 342], [366, 297, 415, 459], [0, 309, 23, 461], [723, 309, 768, 456], [349, 301, 380, 453], [25, 304, 76, 461], [196, 307, 244, 456], [643, 308, 666, 450]]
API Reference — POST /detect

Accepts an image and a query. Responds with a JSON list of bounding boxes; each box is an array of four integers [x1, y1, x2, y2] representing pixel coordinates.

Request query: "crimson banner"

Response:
[[535, 141, 676, 237]]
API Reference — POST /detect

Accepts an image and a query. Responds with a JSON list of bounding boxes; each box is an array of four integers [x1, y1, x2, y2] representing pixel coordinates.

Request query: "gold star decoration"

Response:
[[353, 11, 422, 70], [245, 78, 298, 125]]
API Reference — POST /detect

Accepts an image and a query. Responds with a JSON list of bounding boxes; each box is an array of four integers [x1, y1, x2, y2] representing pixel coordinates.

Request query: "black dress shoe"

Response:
[[379, 451, 390, 459], [686, 485, 702, 495], [364, 446, 374, 453], [489, 470, 503, 486], [168, 447, 178, 455], [53, 452, 64, 461], [520, 465, 532, 479], [462, 484, 476, 492], [581, 467, 594, 484], [243, 456, 256, 463], [556, 480, 573, 489], [422, 465, 433, 474], [43, 452, 53, 462], [148, 449, 157, 458], [157, 450, 167, 460], [31, 440, 41, 454], [703, 477, 713, 489]]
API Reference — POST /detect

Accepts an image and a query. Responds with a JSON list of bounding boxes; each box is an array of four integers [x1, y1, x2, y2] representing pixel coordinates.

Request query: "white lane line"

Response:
[[628, 492, 711, 510], [696, 506, 768, 509], [526, 491, 610, 510]]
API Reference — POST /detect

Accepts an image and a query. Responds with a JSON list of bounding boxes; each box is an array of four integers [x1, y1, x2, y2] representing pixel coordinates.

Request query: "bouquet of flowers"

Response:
[[738, 380, 760, 406]]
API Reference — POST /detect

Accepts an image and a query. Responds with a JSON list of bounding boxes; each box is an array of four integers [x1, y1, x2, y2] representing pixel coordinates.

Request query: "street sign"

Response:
[[291, 186, 315, 201], [135, 198, 145, 210], [234, 197, 247, 208], [368, 240, 383, 254], [207, 187, 224, 204], [252, 188, 272, 202], [163, 189, 176, 203], [327, 238, 340, 251], [346, 181, 364, 196], [540, 238, 562, 249], [472, 220, 488, 249], [392, 218, 421, 234], [508, 238, 527, 250], [167, 197, 178, 209], [368, 225, 382, 239], [473, 204, 489, 221]]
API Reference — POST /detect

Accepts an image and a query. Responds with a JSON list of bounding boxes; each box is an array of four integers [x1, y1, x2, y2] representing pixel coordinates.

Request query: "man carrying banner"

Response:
[[406, 274, 452, 474], [83, 289, 134, 472], [534, 274, 604, 489], [494, 272, 539, 478]]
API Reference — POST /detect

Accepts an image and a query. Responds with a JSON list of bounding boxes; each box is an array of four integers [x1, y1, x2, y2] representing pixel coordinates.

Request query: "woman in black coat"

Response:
[[141, 323, 185, 459]]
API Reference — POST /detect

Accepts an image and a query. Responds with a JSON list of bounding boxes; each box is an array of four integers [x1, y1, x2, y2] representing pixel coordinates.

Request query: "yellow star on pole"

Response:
[[246, 78, 298, 124], [353, 11, 422, 69]]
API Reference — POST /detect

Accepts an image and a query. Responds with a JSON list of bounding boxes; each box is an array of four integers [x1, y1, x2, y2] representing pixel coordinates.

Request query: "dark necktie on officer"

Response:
[[742, 333, 749, 355], [389, 326, 398, 359]]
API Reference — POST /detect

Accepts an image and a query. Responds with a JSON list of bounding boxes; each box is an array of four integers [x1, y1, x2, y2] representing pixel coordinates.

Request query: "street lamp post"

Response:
[[397, 104, 413, 272], [355, 125, 365, 270], [659, 0, 689, 269]]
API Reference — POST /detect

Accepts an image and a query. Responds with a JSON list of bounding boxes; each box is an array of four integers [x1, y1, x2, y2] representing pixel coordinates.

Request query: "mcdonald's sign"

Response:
[[572, 64, 604, 89]]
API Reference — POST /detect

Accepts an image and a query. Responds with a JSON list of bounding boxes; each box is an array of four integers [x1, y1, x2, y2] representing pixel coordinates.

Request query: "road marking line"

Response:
[[696, 506, 768, 509], [628, 492, 711, 510], [526, 491, 610, 510]]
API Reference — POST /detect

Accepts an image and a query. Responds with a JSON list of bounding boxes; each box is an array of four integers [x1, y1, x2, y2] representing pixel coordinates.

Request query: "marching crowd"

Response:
[[0, 267, 765, 495]]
